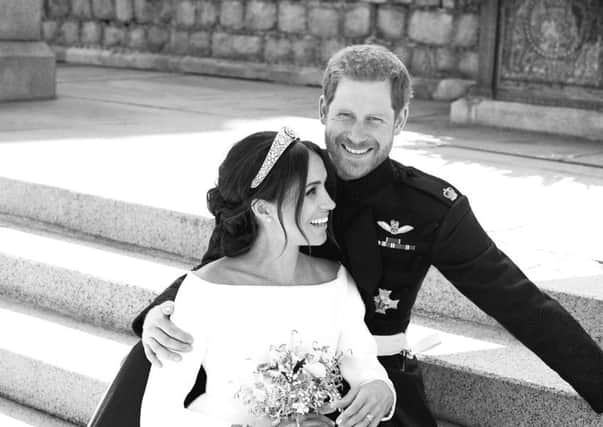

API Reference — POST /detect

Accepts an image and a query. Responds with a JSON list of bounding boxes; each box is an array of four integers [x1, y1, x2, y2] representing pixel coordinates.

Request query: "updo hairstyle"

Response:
[[207, 131, 327, 257]]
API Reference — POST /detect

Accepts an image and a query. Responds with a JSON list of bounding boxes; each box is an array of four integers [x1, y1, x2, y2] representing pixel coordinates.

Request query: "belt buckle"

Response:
[[400, 348, 414, 372]]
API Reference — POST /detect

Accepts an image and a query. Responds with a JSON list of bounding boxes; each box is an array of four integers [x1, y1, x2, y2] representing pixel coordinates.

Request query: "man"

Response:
[[92, 45, 603, 427]]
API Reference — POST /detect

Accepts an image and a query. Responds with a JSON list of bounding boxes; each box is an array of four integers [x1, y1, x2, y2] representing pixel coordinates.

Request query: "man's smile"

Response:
[[342, 143, 373, 155]]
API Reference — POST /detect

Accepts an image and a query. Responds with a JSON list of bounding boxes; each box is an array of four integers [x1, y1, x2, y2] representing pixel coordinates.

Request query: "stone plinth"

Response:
[[0, 0, 42, 40], [0, 42, 56, 101], [0, 0, 56, 101], [451, 97, 603, 141]]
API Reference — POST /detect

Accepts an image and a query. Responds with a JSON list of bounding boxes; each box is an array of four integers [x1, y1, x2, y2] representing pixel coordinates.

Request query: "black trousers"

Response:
[[378, 354, 438, 427], [88, 342, 437, 427]]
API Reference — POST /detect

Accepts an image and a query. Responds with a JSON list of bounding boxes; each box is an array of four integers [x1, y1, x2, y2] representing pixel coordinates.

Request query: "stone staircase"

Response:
[[0, 173, 601, 427]]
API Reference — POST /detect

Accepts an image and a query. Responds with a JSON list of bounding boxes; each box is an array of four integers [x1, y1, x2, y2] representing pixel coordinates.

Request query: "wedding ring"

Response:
[[365, 413, 375, 422]]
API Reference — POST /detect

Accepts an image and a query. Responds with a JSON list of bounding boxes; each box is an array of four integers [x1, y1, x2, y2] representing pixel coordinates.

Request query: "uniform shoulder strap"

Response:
[[391, 161, 462, 207]]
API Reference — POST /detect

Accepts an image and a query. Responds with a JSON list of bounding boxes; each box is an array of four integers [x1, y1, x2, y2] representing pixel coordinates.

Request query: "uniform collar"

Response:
[[337, 158, 395, 202]]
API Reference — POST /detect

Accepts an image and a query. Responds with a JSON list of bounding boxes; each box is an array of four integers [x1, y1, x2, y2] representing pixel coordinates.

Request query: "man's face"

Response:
[[319, 77, 407, 181]]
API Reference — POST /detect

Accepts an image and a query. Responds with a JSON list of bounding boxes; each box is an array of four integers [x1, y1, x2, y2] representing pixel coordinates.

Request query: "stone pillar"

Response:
[[0, 0, 56, 101]]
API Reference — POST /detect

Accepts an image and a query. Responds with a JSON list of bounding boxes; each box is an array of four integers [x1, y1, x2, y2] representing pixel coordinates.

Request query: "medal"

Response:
[[374, 288, 400, 314]]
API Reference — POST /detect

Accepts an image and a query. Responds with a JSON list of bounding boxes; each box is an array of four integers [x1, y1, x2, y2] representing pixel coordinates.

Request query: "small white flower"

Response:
[[304, 362, 327, 378], [292, 401, 308, 414]]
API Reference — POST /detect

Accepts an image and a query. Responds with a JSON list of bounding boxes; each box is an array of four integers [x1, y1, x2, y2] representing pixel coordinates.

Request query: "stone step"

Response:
[[0, 175, 211, 260], [1, 208, 600, 346], [0, 213, 190, 333], [0, 297, 136, 425], [0, 296, 598, 426], [0, 395, 457, 427], [416, 266, 603, 347], [0, 396, 78, 427], [407, 316, 601, 426]]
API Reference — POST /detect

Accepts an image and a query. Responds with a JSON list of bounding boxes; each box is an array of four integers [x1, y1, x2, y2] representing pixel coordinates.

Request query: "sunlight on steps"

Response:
[[0, 226, 183, 290], [0, 305, 130, 380], [407, 323, 504, 357]]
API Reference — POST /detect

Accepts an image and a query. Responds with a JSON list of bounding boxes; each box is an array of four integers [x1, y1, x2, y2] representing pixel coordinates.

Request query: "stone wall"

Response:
[[42, 0, 481, 99]]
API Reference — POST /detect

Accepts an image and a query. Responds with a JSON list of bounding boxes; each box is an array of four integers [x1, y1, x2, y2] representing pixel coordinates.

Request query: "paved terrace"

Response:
[[1, 63, 602, 305]]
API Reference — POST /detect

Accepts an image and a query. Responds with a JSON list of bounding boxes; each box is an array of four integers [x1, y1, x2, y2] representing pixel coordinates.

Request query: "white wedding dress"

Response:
[[141, 265, 395, 427]]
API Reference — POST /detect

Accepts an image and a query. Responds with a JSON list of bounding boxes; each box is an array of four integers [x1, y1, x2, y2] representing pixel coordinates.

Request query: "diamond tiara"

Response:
[[250, 127, 299, 189]]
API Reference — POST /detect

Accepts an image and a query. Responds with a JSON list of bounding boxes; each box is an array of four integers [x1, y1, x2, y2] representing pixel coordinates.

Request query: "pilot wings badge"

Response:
[[377, 220, 414, 235]]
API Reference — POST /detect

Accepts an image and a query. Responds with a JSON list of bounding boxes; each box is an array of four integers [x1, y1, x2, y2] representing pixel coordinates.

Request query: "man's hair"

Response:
[[322, 44, 412, 116]]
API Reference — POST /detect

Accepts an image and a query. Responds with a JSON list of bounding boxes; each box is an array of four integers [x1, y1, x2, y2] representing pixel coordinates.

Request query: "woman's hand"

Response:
[[331, 380, 394, 427], [141, 301, 194, 367], [275, 414, 335, 426]]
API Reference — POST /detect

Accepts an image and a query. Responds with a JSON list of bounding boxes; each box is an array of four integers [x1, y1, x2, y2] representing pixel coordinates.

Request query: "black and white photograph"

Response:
[[0, 0, 602, 426]]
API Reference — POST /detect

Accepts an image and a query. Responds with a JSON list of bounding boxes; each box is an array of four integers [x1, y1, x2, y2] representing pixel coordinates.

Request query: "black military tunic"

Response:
[[91, 157, 602, 427], [327, 158, 603, 417], [297, 157, 603, 424]]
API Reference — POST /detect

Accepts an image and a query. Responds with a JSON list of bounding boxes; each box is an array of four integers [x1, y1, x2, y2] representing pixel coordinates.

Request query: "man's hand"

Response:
[[331, 380, 394, 427], [141, 301, 194, 367]]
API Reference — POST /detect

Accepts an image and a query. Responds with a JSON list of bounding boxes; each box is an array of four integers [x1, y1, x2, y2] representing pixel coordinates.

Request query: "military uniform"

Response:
[[91, 157, 603, 427], [325, 157, 603, 424]]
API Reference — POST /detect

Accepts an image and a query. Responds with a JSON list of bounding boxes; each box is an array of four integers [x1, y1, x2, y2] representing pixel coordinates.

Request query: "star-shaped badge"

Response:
[[374, 288, 400, 314]]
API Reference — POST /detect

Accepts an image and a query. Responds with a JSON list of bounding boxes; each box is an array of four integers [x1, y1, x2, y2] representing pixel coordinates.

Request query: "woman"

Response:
[[139, 128, 395, 426]]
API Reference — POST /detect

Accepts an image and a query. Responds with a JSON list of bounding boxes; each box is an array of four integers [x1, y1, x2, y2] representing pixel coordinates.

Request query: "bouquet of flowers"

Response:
[[235, 331, 344, 426]]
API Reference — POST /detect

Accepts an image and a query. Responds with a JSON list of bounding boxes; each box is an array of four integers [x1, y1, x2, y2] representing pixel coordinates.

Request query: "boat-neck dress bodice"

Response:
[[141, 265, 394, 426]]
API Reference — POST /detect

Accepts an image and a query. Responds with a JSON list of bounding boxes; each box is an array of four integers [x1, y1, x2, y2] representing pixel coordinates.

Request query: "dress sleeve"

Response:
[[432, 195, 603, 413], [337, 270, 397, 421], [139, 276, 232, 426]]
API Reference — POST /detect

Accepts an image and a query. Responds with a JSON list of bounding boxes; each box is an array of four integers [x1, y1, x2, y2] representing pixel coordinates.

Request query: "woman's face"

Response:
[[280, 151, 336, 247]]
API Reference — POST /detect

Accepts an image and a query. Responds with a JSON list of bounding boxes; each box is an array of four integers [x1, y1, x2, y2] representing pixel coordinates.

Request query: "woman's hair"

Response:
[[207, 131, 331, 257]]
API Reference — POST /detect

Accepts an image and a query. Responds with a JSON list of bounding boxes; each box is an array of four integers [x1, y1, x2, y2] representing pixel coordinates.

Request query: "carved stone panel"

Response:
[[497, 0, 603, 109]]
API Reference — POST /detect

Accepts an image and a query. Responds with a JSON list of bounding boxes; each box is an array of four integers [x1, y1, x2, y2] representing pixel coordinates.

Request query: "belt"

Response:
[[374, 332, 442, 357], [374, 332, 410, 356]]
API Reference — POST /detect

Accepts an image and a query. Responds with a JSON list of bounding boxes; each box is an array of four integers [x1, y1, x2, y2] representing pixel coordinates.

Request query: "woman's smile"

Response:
[[309, 216, 329, 228]]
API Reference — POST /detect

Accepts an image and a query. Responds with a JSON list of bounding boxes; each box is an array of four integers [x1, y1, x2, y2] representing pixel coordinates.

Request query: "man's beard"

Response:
[[325, 130, 389, 180]]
